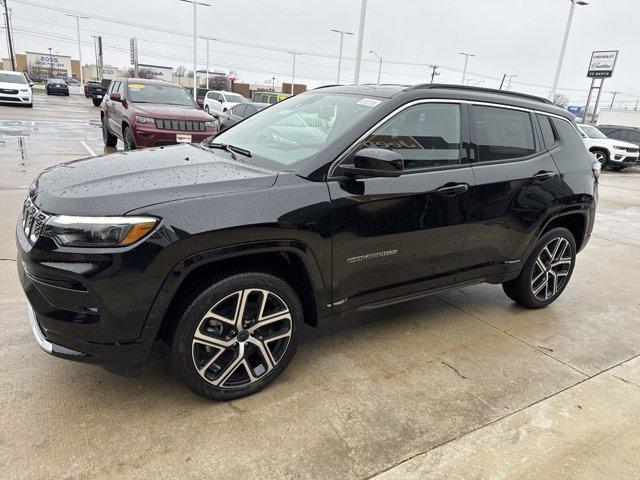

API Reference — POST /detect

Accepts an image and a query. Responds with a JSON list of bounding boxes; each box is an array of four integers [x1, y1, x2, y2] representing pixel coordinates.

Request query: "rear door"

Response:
[[457, 104, 563, 282], [329, 101, 474, 312], [106, 80, 121, 135]]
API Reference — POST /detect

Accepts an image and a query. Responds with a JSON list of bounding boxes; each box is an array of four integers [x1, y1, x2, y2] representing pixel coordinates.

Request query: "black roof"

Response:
[[314, 83, 571, 119]]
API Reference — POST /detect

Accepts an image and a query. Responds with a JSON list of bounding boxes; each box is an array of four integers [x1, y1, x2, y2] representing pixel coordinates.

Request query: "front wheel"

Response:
[[592, 150, 609, 170], [171, 271, 302, 400], [123, 125, 136, 150], [92, 97, 102, 107], [102, 117, 118, 147], [503, 227, 576, 309]]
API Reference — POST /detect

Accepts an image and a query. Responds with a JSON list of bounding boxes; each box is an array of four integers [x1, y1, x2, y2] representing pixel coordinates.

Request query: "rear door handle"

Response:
[[436, 183, 469, 196], [532, 171, 556, 182]]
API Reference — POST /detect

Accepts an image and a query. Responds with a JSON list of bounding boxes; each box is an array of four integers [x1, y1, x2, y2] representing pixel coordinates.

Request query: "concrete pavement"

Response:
[[1, 93, 639, 479]]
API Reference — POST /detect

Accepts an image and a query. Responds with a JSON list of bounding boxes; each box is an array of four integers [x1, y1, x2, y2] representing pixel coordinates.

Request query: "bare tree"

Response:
[[553, 93, 570, 108], [203, 75, 230, 91], [125, 67, 158, 79]]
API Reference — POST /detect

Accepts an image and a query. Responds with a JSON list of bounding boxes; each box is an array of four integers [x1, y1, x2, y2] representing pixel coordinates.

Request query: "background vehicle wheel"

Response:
[[502, 227, 576, 309], [204, 105, 209, 114], [92, 98, 102, 107], [592, 150, 609, 170], [171, 271, 303, 400], [102, 117, 118, 147], [123, 126, 136, 150]]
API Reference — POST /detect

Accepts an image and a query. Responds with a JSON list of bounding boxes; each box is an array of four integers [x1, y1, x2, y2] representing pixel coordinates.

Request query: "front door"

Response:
[[329, 102, 474, 312]]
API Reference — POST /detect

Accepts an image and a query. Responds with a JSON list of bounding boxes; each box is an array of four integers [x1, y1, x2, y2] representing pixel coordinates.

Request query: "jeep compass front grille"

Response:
[[22, 196, 49, 244], [155, 119, 206, 132]]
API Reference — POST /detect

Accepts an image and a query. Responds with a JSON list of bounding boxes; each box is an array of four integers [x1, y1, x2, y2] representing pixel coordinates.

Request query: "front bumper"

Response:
[[47, 86, 69, 94], [610, 149, 639, 165], [132, 124, 215, 148], [0, 91, 32, 104]]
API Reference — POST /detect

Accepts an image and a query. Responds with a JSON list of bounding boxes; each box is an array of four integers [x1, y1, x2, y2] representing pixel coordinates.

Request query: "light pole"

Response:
[[353, 0, 368, 84], [178, 0, 211, 99], [506, 74, 518, 90], [550, 0, 589, 101], [369, 50, 382, 84], [2, 0, 16, 71], [609, 91, 620, 108], [331, 29, 353, 84], [287, 51, 299, 94], [65, 14, 89, 85], [459, 52, 475, 85], [200, 36, 216, 90]]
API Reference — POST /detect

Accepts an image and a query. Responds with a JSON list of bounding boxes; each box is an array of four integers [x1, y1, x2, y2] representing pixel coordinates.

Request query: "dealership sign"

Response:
[[587, 50, 618, 78]]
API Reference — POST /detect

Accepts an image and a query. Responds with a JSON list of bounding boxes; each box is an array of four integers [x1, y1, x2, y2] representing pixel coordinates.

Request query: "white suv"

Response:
[[0, 70, 33, 107], [577, 123, 639, 171], [203, 90, 249, 115]]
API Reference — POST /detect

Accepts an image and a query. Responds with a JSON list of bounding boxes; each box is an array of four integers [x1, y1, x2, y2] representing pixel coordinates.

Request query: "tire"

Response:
[[591, 149, 609, 170], [102, 117, 118, 147], [92, 98, 102, 107], [204, 105, 209, 114], [123, 125, 136, 150], [171, 271, 303, 400], [502, 227, 576, 309]]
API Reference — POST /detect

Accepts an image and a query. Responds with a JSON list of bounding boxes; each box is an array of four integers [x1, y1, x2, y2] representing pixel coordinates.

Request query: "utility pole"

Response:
[[506, 74, 518, 91], [609, 91, 620, 108], [288, 51, 298, 95], [459, 52, 475, 85], [353, 0, 368, 84], [635, 99, 639, 111], [2, 0, 16, 71], [48, 47, 53, 77], [91, 35, 103, 80], [331, 29, 353, 84], [499, 73, 506, 89], [66, 14, 89, 85], [201, 36, 215, 90], [428, 65, 439, 83], [370, 50, 382, 84]]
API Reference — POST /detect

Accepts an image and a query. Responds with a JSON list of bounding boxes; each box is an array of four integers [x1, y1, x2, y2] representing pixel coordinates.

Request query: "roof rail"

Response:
[[405, 83, 553, 105]]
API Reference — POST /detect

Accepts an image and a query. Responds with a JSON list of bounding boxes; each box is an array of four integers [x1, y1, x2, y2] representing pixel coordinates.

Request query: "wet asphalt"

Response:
[[1, 92, 640, 479]]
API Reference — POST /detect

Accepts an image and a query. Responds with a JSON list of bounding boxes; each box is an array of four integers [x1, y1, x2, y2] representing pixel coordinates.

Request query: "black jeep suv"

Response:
[[17, 84, 599, 400]]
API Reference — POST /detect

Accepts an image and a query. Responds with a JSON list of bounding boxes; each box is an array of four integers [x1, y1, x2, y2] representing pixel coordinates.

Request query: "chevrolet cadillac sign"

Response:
[[587, 50, 618, 78]]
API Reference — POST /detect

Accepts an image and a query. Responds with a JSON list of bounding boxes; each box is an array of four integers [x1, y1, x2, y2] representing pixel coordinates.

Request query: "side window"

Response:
[[118, 82, 125, 95], [111, 81, 121, 95], [627, 130, 640, 143], [473, 106, 536, 161], [537, 114, 559, 148], [358, 103, 461, 170], [232, 105, 247, 117], [551, 118, 588, 152]]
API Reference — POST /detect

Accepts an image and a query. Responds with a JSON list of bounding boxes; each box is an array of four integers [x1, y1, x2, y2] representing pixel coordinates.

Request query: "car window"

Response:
[[110, 81, 120, 95], [537, 114, 559, 148], [232, 104, 247, 117], [356, 103, 462, 170], [627, 131, 640, 143], [473, 106, 535, 161], [127, 83, 195, 106], [0, 73, 26, 84], [551, 118, 587, 152]]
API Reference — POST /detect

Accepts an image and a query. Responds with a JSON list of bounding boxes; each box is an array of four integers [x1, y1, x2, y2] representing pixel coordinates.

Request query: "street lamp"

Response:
[[331, 29, 354, 84], [459, 52, 475, 85], [199, 36, 216, 90], [65, 14, 89, 86], [370, 50, 382, 85], [287, 51, 299, 95], [178, 0, 211, 99], [550, 0, 588, 100]]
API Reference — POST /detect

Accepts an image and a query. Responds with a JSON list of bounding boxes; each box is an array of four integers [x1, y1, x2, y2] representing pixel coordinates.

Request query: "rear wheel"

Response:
[[171, 271, 302, 400], [102, 117, 118, 147], [92, 97, 102, 107], [502, 227, 576, 309], [123, 125, 136, 150]]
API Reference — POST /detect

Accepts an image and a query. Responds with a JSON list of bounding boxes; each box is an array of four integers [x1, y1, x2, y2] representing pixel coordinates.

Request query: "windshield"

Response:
[[224, 93, 249, 104], [210, 92, 387, 170], [0, 73, 26, 84], [128, 83, 196, 106], [579, 125, 608, 139]]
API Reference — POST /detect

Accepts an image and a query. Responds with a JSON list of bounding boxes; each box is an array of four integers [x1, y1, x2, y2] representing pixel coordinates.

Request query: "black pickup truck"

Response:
[[89, 79, 111, 107]]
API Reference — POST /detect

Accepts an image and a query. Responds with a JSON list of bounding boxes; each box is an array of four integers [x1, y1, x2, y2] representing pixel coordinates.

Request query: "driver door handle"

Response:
[[436, 183, 469, 196], [532, 170, 556, 182]]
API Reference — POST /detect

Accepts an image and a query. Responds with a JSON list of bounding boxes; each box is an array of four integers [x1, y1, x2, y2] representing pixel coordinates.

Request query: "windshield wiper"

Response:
[[205, 142, 252, 159]]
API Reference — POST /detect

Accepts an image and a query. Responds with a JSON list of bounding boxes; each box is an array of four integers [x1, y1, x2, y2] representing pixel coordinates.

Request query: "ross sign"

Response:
[[587, 50, 618, 78]]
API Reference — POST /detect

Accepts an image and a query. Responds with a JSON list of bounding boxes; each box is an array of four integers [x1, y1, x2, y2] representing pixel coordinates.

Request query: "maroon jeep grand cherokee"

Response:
[[100, 78, 218, 150]]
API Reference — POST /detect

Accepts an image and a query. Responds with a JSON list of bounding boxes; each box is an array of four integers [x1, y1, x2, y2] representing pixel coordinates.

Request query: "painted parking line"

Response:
[[80, 141, 97, 157]]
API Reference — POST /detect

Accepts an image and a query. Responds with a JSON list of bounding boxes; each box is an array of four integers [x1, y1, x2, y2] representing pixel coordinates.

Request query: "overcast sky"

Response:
[[3, 0, 640, 107]]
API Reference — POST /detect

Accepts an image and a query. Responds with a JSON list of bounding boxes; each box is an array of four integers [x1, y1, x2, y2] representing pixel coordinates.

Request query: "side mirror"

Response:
[[110, 92, 122, 102], [344, 148, 404, 178]]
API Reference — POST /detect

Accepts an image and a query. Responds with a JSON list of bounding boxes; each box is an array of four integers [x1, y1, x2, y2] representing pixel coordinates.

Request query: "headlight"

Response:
[[205, 119, 218, 129], [613, 145, 628, 150], [135, 116, 155, 124], [41, 215, 158, 247]]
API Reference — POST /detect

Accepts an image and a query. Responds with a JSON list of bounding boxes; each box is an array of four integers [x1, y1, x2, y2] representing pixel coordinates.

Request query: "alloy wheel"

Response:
[[192, 288, 293, 389], [530, 237, 573, 301], [593, 151, 606, 165]]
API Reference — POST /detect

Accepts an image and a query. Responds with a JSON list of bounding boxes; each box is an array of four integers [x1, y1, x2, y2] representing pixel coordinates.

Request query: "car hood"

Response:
[[32, 144, 278, 215], [131, 103, 210, 120], [0, 81, 28, 89]]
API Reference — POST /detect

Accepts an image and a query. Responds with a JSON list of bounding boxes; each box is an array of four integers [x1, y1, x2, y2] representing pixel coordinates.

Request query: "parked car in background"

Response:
[[84, 80, 100, 97], [598, 125, 640, 154], [218, 102, 269, 131], [0, 70, 33, 107], [203, 90, 249, 114], [252, 91, 290, 104], [89, 79, 111, 106], [577, 123, 639, 170], [19, 84, 598, 400], [45, 78, 69, 96], [101, 78, 218, 150], [67, 78, 79, 85]]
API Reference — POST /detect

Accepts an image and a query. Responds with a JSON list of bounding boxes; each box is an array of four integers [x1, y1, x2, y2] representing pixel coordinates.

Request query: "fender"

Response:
[[143, 238, 330, 330], [522, 208, 591, 261]]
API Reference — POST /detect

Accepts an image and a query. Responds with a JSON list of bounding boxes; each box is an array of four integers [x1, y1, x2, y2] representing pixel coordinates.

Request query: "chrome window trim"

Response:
[[327, 97, 576, 178]]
